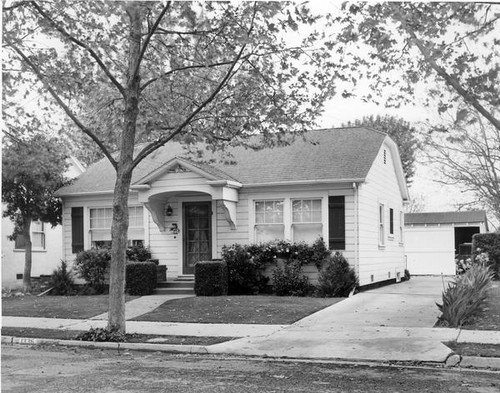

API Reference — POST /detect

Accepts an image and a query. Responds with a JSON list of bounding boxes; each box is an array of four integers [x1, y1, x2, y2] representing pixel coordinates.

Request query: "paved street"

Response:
[[2, 345, 500, 393]]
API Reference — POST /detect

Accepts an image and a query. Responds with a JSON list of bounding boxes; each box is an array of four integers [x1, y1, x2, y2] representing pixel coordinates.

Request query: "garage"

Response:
[[404, 211, 489, 275]]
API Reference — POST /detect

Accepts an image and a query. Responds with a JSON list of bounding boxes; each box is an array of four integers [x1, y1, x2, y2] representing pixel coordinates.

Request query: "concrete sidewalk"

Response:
[[3, 277, 500, 365]]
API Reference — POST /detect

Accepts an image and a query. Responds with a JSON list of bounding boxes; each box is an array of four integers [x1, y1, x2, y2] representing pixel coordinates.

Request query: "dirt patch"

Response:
[[131, 295, 344, 324], [1, 327, 235, 346]]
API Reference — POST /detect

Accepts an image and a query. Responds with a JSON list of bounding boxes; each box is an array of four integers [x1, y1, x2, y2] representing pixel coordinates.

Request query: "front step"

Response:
[[155, 277, 194, 295]]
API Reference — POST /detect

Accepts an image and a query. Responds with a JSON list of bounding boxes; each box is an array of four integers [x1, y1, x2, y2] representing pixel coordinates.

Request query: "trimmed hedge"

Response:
[[472, 233, 500, 278], [126, 262, 157, 295], [194, 260, 228, 296], [223, 244, 268, 295]]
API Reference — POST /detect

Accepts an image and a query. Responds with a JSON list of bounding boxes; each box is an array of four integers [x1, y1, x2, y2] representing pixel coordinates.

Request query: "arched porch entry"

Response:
[[133, 181, 240, 276]]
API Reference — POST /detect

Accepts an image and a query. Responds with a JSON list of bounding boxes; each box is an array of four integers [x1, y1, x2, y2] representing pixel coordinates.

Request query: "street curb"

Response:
[[1, 335, 209, 354], [4, 335, 500, 371]]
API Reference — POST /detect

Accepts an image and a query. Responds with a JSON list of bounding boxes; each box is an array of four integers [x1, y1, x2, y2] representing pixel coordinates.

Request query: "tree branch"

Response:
[[7, 43, 118, 169], [132, 44, 247, 167], [393, 4, 500, 132], [133, 2, 171, 81], [30, 1, 126, 98]]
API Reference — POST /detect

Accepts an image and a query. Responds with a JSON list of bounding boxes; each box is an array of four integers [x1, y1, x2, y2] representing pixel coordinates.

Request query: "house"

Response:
[[2, 156, 86, 289], [56, 127, 409, 286], [404, 210, 489, 275]]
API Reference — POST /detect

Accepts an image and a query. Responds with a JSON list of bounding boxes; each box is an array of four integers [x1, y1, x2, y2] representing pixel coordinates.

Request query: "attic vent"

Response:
[[383, 149, 387, 164], [168, 164, 187, 173]]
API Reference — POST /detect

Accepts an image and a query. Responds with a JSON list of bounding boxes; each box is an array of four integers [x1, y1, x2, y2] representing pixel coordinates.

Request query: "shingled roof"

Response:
[[57, 127, 388, 195], [405, 211, 488, 225]]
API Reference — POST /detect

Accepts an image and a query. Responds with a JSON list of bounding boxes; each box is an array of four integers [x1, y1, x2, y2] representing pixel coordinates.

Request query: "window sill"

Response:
[[388, 235, 395, 240], [378, 244, 386, 250], [399, 242, 404, 247], [14, 249, 46, 253]]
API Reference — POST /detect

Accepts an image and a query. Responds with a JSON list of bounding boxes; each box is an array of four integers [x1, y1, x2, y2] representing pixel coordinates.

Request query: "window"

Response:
[[389, 208, 394, 236], [399, 211, 404, 243], [254, 200, 284, 242], [14, 221, 45, 250], [89, 206, 144, 248], [292, 199, 322, 243], [328, 196, 345, 250], [379, 204, 385, 246], [31, 221, 45, 248]]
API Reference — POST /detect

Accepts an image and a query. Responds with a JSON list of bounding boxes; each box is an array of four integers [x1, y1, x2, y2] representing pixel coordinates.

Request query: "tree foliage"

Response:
[[3, 1, 334, 331], [344, 115, 420, 183], [425, 111, 500, 225], [2, 134, 69, 291], [331, 3, 500, 130]]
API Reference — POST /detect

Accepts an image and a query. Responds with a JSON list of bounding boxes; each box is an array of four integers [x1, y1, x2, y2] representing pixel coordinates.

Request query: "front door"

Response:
[[183, 201, 212, 274]]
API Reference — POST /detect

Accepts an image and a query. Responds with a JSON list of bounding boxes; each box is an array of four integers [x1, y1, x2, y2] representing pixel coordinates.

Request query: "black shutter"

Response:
[[71, 207, 84, 254], [329, 196, 345, 250], [389, 208, 394, 235]]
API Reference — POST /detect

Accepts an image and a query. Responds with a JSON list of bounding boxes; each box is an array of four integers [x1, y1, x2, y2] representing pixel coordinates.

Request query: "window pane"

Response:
[[32, 232, 45, 248], [292, 199, 321, 223], [255, 225, 284, 242], [15, 234, 26, 249], [255, 200, 283, 224], [293, 223, 322, 243]]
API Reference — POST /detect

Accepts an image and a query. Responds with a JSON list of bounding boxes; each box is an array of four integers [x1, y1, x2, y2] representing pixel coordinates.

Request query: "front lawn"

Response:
[[445, 341, 500, 358], [462, 281, 500, 331], [131, 296, 344, 325], [2, 295, 139, 319]]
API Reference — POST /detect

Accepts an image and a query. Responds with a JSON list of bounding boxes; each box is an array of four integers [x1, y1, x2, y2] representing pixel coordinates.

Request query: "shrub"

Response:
[[316, 252, 358, 297], [49, 260, 76, 296], [272, 261, 311, 296], [456, 256, 473, 275], [404, 268, 411, 281], [436, 263, 494, 327], [74, 249, 111, 293], [126, 243, 152, 262], [194, 260, 228, 296], [76, 326, 125, 342], [222, 244, 268, 295], [472, 233, 500, 278], [126, 262, 157, 296]]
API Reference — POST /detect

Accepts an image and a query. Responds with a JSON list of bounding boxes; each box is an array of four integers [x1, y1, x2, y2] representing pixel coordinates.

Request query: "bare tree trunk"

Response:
[[22, 219, 32, 292], [107, 2, 142, 333]]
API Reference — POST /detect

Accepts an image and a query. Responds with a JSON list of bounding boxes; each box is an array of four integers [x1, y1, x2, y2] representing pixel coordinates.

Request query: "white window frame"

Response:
[[399, 210, 404, 244], [253, 199, 285, 242], [291, 198, 323, 242], [88, 206, 145, 248], [14, 220, 46, 250], [250, 194, 327, 244], [379, 203, 385, 247]]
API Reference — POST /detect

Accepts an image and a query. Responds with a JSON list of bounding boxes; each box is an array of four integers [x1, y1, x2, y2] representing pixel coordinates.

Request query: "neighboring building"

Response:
[[404, 211, 489, 275], [56, 127, 409, 286], [2, 156, 86, 289]]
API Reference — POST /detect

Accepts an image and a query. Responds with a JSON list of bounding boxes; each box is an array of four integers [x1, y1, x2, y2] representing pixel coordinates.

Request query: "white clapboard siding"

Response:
[[356, 141, 406, 286]]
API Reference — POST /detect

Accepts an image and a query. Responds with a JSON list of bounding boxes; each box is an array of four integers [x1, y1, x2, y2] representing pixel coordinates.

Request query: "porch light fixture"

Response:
[[165, 204, 173, 216]]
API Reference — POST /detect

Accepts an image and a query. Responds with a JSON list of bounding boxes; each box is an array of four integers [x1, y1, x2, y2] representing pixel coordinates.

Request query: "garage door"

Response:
[[405, 226, 456, 275]]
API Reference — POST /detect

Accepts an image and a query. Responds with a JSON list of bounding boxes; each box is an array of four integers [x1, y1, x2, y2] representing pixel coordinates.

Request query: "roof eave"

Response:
[[241, 178, 366, 188]]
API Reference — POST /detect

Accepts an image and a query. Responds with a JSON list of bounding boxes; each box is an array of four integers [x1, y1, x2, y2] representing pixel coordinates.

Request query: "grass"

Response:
[[1, 327, 233, 346], [459, 281, 500, 331], [445, 341, 500, 358], [131, 295, 344, 324], [2, 295, 139, 319]]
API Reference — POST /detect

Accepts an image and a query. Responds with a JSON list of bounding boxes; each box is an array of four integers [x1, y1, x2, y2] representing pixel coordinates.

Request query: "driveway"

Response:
[[209, 276, 457, 362]]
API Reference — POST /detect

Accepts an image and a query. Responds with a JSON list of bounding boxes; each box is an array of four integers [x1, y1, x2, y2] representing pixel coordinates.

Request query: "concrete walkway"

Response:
[[90, 294, 195, 320], [3, 277, 500, 364]]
